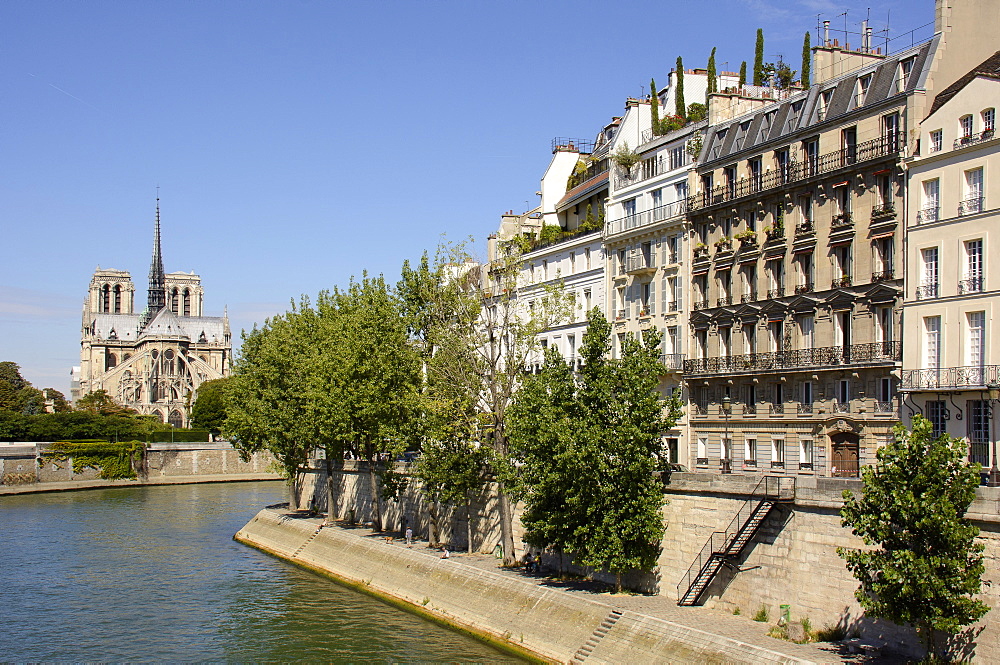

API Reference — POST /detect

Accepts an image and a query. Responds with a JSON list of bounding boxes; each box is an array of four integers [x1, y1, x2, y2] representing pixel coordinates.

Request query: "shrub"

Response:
[[752, 604, 769, 622]]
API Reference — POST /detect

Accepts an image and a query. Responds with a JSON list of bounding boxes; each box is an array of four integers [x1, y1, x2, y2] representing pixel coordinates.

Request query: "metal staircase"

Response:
[[676, 476, 794, 606]]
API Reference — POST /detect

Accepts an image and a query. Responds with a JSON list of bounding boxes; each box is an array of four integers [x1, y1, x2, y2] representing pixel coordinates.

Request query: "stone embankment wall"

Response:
[[299, 464, 1000, 660], [237, 508, 819, 664], [0, 442, 276, 486]]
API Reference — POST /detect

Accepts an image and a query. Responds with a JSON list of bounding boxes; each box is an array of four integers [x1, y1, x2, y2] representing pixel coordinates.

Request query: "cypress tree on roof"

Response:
[[675, 57, 686, 118], [650, 78, 660, 135], [706, 47, 717, 102], [739, 61, 747, 87], [753, 29, 764, 86], [801, 31, 811, 89]]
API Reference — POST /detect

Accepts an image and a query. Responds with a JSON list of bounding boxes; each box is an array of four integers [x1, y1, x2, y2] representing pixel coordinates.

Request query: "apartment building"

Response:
[[901, 50, 1000, 476], [681, 36, 939, 477]]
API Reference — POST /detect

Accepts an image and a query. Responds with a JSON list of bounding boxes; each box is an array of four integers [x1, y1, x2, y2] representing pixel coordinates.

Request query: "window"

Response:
[[623, 198, 636, 220], [666, 235, 679, 264], [665, 437, 679, 464], [882, 113, 900, 146], [674, 181, 688, 201], [924, 316, 942, 370], [879, 377, 895, 404], [834, 182, 852, 219], [804, 138, 819, 175], [567, 334, 576, 361], [838, 379, 851, 410], [855, 74, 872, 107], [701, 173, 714, 195], [569, 252, 576, 273], [666, 326, 679, 355], [799, 315, 815, 349], [818, 90, 833, 121], [797, 253, 814, 290], [926, 400, 947, 437], [651, 188, 663, 211], [962, 168, 983, 214], [984, 108, 995, 133], [920, 179, 939, 222], [745, 437, 758, 465], [695, 329, 708, 359], [697, 437, 708, 463], [877, 307, 894, 344], [719, 326, 732, 357], [583, 289, 591, 314], [874, 236, 894, 276], [930, 129, 943, 153], [769, 319, 783, 353], [896, 57, 915, 93], [833, 243, 852, 282], [744, 322, 757, 354], [585, 248, 591, 270], [749, 158, 763, 191], [876, 173, 893, 210], [960, 114, 974, 139], [968, 401, 990, 465], [967, 311, 985, 367], [842, 126, 858, 165], [964, 240, 983, 293], [742, 265, 757, 300], [775, 148, 790, 182], [920, 247, 939, 298], [640, 280, 654, 316], [835, 311, 852, 350], [724, 165, 738, 196], [669, 146, 687, 170], [772, 437, 785, 467], [542, 260, 548, 280], [802, 381, 813, 406], [800, 438, 814, 468], [718, 270, 731, 302], [785, 101, 803, 132]]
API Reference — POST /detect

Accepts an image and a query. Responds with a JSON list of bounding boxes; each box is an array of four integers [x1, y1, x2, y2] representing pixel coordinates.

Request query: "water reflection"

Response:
[[0, 482, 520, 663]]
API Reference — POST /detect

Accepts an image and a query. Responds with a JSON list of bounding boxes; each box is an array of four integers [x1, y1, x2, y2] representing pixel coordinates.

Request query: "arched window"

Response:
[[113, 285, 122, 313], [183, 289, 191, 316], [168, 410, 184, 428], [105, 353, 117, 371], [171, 288, 180, 314], [102, 284, 111, 313]]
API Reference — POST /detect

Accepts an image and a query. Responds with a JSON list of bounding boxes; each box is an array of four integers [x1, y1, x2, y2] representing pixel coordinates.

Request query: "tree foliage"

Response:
[[675, 57, 685, 117], [801, 31, 811, 89], [753, 29, 765, 86], [686, 103, 707, 123], [839, 416, 989, 656], [739, 60, 747, 87], [509, 310, 682, 590], [649, 78, 660, 134], [76, 389, 137, 416], [706, 47, 717, 101], [190, 378, 231, 434]]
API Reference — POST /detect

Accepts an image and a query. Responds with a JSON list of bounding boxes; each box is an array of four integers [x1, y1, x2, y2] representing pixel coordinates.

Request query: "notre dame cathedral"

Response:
[[73, 202, 231, 426]]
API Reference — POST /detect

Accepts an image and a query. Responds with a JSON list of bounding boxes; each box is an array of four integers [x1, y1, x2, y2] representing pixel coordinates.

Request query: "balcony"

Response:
[[616, 309, 626, 320], [834, 402, 851, 413], [958, 275, 984, 294], [798, 402, 814, 414], [832, 275, 852, 288], [954, 129, 995, 149], [771, 404, 785, 415], [831, 212, 854, 229], [605, 199, 688, 237], [915, 281, 939, 300], [766, 288, 785, 299], [660, 353, 685, 370], [741, 291, 758, 303], [794, 282, 813, 294], [693, 245, 710, 260], [744, 404, 757, 415], [668, 301, 679, 312], [687, 135, 900, 212], [625, 254, 656, 275], [871, 269, 895, 282], [874, 401, 895, 414], [901, 365, 1000, 391], [714, 238, 734, 254], [683, 341, 902, 376], [958, 196, 984, 216], [871, 205, 896, 221], [764, 226, 785, 244], [717, 296, 732, 307], [915, 206, 939, 224], [795, 219, 814, 236], [693, 299, 710, 310]]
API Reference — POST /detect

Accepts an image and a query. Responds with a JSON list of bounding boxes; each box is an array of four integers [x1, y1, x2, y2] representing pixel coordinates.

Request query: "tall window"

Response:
[[855, 75, 872, 108], [967, 311, 985, 368], [833, 244, 852, 282], [800, 438, 814, 468], [835, 183, 852, 219], [744, 322, 757, 354], [921, 179, 939, 222], [924, 316, 942, 370], [984, 108, 995, 133], [697, 437, 708, 463], [802, 381, 814, 406], [799, 315, 815, 349], [926, 400, 947, 437], [745, 437, 757, 464], [877, 307, 894, 344], [818, 91, 833, 121], [963, 168, 983, 214], [920, 247, 939, 298], [882, 113, 900, 146], [838, 379, 851, 409], [749, 158, 763, 190], [969, 401, 990, 465], [804, 137, 819, 174], [772, 437, 785, 467], [719, 326, 732, 357], [964, 239, 983, 292], [960, 114, 974, 139], [183, 289, 191, 316], [930, 129, 943, 153], [896, 58, 914, 93], [585, 248, 591, 270]]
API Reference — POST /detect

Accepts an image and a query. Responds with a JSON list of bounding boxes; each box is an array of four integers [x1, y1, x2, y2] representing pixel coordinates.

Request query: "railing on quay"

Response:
[[688, 135, 899, 213], [684, 341, 901, 375]]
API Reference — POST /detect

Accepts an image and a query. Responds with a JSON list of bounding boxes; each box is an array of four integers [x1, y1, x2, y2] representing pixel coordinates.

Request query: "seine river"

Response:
[[0, 481, 521, 662]]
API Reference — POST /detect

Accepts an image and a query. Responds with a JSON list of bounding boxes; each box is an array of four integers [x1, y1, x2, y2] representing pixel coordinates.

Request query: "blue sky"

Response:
[[1, 0, 931, 395]]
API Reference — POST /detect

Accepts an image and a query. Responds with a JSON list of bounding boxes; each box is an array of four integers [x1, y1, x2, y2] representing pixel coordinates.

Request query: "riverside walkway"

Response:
[[0, 473, 281, 496], [246, 509, 893, 664]]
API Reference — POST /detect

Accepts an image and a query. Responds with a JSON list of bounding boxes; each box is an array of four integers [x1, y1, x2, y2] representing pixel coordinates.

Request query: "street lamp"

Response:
[[987, 382, 1000, 487], [721, 395, 732, 474]]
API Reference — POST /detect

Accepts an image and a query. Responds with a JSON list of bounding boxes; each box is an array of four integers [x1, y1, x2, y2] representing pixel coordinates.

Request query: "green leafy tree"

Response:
[[0, 362, 44, 414], [706, 47, 717, 101], [675, 57, 685, 117], [44, 388, 71, 413], [801, 31, 811, 89], [509, 310, 681, 591], [839, 416, 989, 658], [190, 378, 230, 434], [775, 61, 796, 89], [753, 29, 765, 85], [686, 103, 707, 123], [76, 389, 136, 416], [739, 60, 747, 87], [649, 78, 660, 135]]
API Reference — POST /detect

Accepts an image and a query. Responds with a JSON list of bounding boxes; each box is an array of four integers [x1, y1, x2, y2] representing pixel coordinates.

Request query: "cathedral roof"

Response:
[[92, 313, 141, 341], [140, 307, 189, 340]]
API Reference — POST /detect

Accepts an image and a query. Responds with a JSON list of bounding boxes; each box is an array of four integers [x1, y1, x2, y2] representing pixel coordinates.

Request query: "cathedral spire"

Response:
[[147, 195, 166, 313]]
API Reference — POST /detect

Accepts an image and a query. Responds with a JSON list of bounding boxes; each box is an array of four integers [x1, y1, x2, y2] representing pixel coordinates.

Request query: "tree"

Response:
[[76, 389, 136, 416], [706, 47, 717, 102], [0, 361, 44, 415], [839, 416, 989, 658], [44, 388, 71, 413], [649, 78, 660, 135], [774, 61, 796, 89], [687, 103, 707, 123], [739, 60, 747, 87], [753, 29, 765, 85], [675, 57, 686, 117], [801, 31, 811, 89], [509, 310, 682, 591], [190, 378, 230, 434]]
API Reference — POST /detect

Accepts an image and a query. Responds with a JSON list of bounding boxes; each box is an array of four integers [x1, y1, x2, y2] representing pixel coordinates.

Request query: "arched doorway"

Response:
[[830, 432, 860, 477]]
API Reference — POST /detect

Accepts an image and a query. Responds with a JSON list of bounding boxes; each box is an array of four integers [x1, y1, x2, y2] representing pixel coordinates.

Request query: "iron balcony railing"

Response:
[[901, 364, 1000, 391], [872, 269, 895, 282], [660, 353, 685, 370], [795, 219, 814, 235], [916, 206, 939, 224], [605, 199, 688, 237], [625, 253, 656, 274], [684, 341, 901, 375], [958, 196, 984, 216], [915, 281, 939, 299], [688, 135, 900, 212], [831, 212, 853, 229], [794, 282, 814, 294], [958, 275, 984, 294], [954, 129, 995, 149]]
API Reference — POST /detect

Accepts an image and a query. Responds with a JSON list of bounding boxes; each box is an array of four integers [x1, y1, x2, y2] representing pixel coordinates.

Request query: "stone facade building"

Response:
[[74, 204, 231, 426]]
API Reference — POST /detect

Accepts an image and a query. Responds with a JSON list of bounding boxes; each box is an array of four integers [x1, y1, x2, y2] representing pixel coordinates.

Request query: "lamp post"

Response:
[[987, 382, 1000, 487], [721, 395, 732, 474]]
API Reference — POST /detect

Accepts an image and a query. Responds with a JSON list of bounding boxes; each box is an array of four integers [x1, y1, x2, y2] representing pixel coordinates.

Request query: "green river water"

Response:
[[0, 481, 522, 662]]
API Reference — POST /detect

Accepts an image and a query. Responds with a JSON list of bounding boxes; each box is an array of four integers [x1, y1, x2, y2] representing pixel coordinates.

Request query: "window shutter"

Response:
[[662, 276, 669, 311], [676, 276, 683, 310], [649, 280, 656, 315]]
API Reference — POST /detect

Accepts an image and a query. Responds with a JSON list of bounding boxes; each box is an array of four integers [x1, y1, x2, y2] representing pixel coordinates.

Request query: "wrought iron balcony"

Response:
[[915, 206, 939, 224], [771, 404, 784, 415], [901, 365, 1000, 391], [605, 199, 688, 237], [832, 275, 852, 288], [693, 299, 710, 310], [874, 401, 895, 414], [958, 196, 984, 216], [660, 353, 685, 370], [795, 219, 814, 236], [741, 291, 758, 303], [798, 402, 814, 414], [831, 213, 853, 229], [871, 205, 896, 221], [688, 135, 900, 212], [744, 404, 757, 415], [765, 226, 786, 243], [954, 129, 995, 149], [683, 341, 901, 376], [693, 245, 710, 259], [668, 301, 679, 312], [958, 275, 984, 294], [766, 288, 785, 299], [915, 282, 938, 299], [872, 269, 895, 282], [717, 296, 732, 307], [794, 282, 813, 294], [834, 402, 851, 413]]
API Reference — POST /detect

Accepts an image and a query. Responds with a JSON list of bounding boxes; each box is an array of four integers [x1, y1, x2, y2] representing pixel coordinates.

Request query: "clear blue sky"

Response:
[[1, 0, 930, 395]]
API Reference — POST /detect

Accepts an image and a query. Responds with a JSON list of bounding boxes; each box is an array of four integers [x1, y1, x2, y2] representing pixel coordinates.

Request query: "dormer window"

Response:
[[855, 74, 873, 108], [733, 121, 752, 150], [818, 90, 834, 121], [758, 112, 775, 142], [896, 58, 915, 94], [711, 128, 728, 159], [785, 101, 803, 132]]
